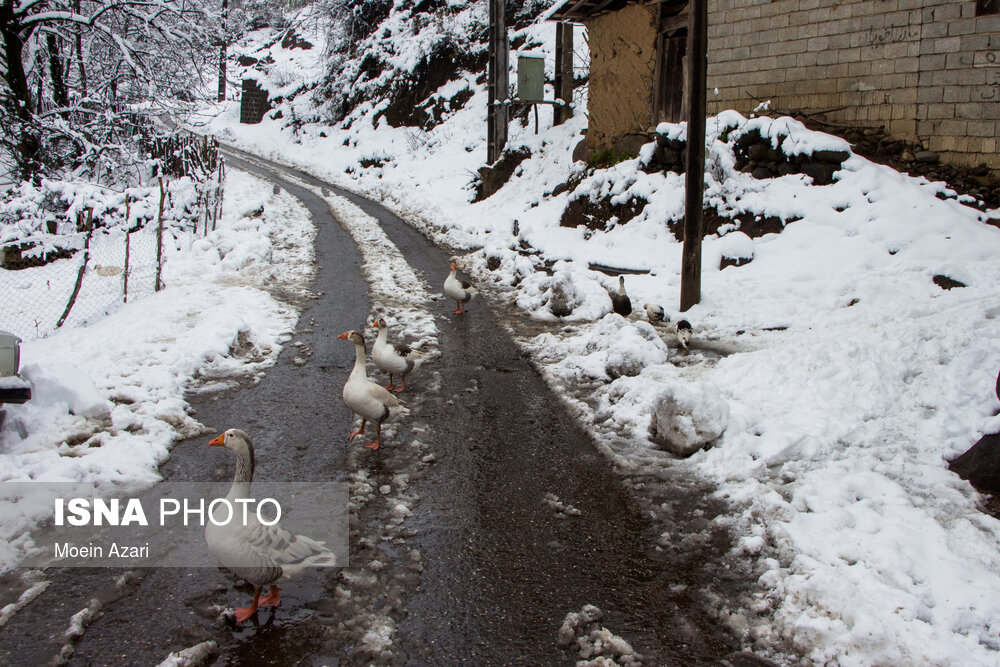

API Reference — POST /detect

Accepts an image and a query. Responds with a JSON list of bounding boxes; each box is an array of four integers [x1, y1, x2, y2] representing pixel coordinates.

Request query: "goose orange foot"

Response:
[[258, 586, 281, 608], [234, 586, 262, 623]]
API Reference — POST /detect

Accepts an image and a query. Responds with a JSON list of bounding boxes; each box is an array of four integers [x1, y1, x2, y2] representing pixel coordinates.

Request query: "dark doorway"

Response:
[[655, 28, 687, 124]]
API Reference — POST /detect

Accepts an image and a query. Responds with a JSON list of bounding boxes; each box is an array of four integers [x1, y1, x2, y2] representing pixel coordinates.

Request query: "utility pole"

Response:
[[487, 0, 508, 164], [680, 0, 707, 312], [218, 0, 228, 102], [553, 22, 574, 126]]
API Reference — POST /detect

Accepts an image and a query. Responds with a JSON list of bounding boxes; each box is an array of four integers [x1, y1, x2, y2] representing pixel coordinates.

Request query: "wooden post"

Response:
[[155, 177, 165, 292], [57, 209, 93, 329], [218, 0, 228, 102], [554, 22, 574, 126], [487, 0, 508, 164], [123, 195, 131, 303], [680, 0, 707, 312]]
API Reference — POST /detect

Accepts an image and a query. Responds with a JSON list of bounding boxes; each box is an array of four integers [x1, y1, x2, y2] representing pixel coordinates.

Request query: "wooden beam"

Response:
[[680, 0, 707, 312], [659, 12, 688, 34]]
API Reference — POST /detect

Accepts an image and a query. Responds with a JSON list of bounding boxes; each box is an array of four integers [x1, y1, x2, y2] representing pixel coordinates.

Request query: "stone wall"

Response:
[[583, 3, 659, 148], [240, 79, 270, 125], [706, 0, 1000, 171]]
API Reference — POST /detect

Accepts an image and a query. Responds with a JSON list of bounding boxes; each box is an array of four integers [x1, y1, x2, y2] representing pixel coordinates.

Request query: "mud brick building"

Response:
[[551, 0, 1000, 171]]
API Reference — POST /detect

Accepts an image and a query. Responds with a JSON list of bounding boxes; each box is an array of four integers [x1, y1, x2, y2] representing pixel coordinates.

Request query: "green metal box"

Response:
[[517, 55, 545, 103]]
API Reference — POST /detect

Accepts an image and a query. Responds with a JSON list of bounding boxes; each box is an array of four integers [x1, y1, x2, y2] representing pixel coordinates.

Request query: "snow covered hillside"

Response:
[[203, 3, 1000, 663]]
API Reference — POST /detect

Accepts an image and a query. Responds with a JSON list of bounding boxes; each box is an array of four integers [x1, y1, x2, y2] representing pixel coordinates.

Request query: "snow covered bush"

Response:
[[651, 381, 730, 457]]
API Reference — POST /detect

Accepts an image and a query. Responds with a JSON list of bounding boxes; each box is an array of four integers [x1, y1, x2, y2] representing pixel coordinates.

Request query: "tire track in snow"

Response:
[[226, 156, 442, 662]]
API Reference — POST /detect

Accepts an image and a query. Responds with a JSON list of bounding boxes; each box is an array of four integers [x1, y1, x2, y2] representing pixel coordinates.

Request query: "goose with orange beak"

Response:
[[370, 317, 421, 393], [205, 428, 336, 623], [337, 330, 404, 449], [444, 261, 477, 314]]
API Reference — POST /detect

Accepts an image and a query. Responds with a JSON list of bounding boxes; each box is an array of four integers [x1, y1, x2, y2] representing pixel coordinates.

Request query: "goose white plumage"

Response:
[[610, 275, 632, 316], [644, 303, 666, 325], [370, 317, 420, 393], [676, 319, 692, 351], [338, 329, 404, 449], [205, 428, 336, 623], [444, 262, 477, 314]]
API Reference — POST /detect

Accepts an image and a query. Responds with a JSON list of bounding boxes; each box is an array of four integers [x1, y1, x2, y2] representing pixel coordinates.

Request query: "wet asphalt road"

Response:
[[0, 149, 772, 666]]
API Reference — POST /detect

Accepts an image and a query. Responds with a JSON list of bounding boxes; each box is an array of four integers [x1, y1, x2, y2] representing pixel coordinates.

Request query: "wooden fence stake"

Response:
[[57, 209, 93, 329], [123, 194, 131, 303], [155, 177, 165, 292]]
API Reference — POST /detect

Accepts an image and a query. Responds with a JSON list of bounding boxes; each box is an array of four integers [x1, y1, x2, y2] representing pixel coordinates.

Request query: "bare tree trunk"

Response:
[[73, 0, 87, 99], [1, 6, 41, 177], [47, 34, 69, 107]]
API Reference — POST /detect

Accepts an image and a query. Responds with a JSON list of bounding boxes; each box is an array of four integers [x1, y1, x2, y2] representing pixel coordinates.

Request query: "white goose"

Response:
[[444, 262, 477, 314], [205, 428, 336, 623], [370, 317, 421, 393], [338, 329, 404, 449], [676, 319, 692, 351], [644, 303, 666, 325]]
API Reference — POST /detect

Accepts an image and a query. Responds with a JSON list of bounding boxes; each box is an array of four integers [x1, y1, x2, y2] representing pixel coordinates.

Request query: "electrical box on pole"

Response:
[[516, 55, 545, 102]]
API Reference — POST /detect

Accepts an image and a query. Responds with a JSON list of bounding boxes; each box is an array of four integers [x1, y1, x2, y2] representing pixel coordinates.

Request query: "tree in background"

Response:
[[0, 0, 217, 184]]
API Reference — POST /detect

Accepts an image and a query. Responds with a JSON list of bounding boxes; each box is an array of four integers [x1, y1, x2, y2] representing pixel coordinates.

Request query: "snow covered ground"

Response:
[[196, 11, 1000, 665], [0, 3, 998, 663], [0, 170, 315, 569]]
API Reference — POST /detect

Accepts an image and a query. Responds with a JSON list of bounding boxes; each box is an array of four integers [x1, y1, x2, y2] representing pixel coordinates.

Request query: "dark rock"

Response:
[[747, 142, 770, 162], [281, 30, 313, 50], [951, 431, 1000, 495], [486, 256, 501, 271], [560, 193, 648, 231], [933, 274, 966, 290], [720, 255, 753, 270], [800, 161, 838, 185], [915, 150, 940, 164], [379, 41, 487, 128], [812, 149, 851, 164], [550, 182, 570, 198], [473, 147, 531, 202], [572, 138, 593, 164]]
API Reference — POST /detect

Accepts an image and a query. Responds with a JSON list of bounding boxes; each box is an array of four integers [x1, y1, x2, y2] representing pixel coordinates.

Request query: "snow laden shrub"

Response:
[[650, 381, 730, 457], [515, 262, 614, 321]]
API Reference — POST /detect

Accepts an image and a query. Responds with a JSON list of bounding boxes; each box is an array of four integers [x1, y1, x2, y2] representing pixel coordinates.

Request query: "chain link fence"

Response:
[[1, 224, 161, 340]]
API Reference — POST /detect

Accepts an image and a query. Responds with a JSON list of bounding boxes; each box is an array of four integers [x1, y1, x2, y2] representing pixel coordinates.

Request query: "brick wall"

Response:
[[584, 3, 659, 148], [706, 0, 1000, 170], [240, 79, 270, 125]]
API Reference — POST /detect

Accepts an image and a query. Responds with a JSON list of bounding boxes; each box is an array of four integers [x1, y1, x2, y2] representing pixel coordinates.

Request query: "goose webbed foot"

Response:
[[258, 585, 281, 608], [349, 418, 367, 441], [234, 586, 262, 623]]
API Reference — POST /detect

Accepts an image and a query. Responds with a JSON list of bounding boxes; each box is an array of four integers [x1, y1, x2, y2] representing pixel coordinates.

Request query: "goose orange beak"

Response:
[[208, 433, 225, 447], [450, 263, 456, 270], [370, 321, 379, 328], [337, 332, 349, 339]]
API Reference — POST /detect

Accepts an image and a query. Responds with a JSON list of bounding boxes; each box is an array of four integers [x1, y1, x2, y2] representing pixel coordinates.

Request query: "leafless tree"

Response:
[[1, 0, 218, 183]]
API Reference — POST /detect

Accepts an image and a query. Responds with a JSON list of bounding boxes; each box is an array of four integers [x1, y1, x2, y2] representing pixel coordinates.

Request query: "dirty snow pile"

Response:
[[0, 170, 314, 571], [200, 5, 1000, 666]]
